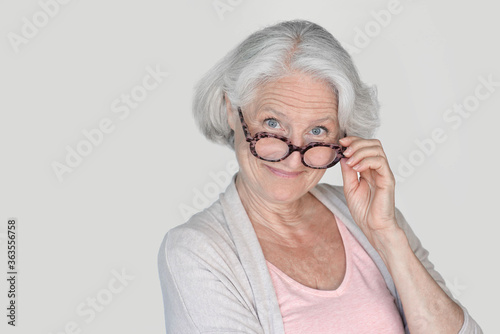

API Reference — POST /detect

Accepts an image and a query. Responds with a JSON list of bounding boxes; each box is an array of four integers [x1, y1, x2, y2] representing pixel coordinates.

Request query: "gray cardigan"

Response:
[[158, 173, 482, 333]]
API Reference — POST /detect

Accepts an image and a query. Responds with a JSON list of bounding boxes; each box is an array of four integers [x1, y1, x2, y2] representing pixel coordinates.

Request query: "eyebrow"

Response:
[[258, 107, 337, 125]]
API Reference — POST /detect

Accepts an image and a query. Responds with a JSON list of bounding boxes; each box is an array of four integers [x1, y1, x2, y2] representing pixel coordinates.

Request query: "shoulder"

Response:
[[157, 198, 264, 333], [167, 200, 228, 244], [158, 199, 237, 271]]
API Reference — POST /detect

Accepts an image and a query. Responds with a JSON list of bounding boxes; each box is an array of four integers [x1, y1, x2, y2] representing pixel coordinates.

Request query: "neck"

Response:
[[235, 173, 323, 247]]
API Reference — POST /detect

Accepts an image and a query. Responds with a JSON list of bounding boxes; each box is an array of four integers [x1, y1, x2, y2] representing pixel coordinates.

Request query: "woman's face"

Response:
[[227, 73, 341, 204]]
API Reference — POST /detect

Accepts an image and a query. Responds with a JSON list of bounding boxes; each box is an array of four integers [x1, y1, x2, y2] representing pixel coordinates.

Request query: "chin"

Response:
[[258, 166, 310, 203], [260, 184, 302, 204]]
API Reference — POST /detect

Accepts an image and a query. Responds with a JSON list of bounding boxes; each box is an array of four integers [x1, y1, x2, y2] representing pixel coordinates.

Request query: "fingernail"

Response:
[[344, 147, 352, 156], [352, 164, 360, 171], [346, 158, 353, 165]]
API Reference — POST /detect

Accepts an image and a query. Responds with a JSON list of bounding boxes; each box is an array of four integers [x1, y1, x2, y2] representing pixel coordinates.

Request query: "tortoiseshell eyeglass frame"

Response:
[[237, 107, 346, 169]]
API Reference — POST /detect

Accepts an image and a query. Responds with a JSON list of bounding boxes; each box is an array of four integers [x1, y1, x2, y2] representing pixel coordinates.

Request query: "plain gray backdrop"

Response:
[[1, 0, 498, 333]]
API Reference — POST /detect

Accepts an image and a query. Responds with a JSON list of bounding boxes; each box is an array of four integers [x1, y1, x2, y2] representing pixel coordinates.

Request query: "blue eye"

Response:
[[265, 118, 280, 129], [310, 126, 327, 136]]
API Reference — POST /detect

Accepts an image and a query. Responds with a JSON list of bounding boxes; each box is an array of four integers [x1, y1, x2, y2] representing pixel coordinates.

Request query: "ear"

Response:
[[225, 93, 236, 130]]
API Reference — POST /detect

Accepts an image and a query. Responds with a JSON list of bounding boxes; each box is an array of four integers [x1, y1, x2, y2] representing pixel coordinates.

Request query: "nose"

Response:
[[281, 150, 304, 169], [282, 134, 307, 169]]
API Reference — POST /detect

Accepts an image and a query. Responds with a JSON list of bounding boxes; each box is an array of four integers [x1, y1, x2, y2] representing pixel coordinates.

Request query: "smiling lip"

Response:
[[265, 165, 304, 178]]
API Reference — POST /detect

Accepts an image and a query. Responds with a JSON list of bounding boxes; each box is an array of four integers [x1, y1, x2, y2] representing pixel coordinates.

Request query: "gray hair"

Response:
[[192, 19, 380, 149]]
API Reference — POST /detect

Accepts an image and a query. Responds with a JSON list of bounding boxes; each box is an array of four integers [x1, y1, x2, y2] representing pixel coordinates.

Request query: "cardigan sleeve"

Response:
[[158, 225, 265, 334], [395, 208, 483, 334]]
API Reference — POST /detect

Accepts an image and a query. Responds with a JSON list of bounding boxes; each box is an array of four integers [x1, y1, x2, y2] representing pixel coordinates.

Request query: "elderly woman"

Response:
[[158, 20, 481, 333]]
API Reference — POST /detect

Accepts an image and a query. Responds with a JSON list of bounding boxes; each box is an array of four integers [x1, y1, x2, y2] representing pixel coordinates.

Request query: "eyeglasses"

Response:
[[237, 107, 345, 169]]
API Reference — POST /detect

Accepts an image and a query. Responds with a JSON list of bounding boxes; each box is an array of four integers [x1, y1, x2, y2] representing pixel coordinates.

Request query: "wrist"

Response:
[[371, 223, 410, 265]]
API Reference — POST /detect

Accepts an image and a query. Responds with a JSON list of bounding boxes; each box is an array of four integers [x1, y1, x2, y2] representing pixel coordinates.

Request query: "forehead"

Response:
[[252, 73, 338, 121]]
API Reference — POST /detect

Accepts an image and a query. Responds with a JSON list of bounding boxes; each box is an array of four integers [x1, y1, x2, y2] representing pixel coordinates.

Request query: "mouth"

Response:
[[265, 165, 304, 178]]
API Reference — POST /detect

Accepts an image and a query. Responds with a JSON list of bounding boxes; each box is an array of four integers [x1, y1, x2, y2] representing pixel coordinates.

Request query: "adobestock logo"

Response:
[[342, 0, 404, 55], [212, 0, 244, 20], [7, 0, 74, 54], [51, 64, 169, 183], [394, 74, 499, 183], [47, 268, 134, 334], [445, 276, 467, 299], [179, 160, 239, 220]]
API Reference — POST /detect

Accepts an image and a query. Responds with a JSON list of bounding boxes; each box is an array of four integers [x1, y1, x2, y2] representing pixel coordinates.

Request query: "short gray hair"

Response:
[[192, 19, 380, 149]]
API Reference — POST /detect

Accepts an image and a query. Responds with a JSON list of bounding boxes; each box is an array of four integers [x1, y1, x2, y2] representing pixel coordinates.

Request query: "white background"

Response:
[[1, 0, 498, 333]]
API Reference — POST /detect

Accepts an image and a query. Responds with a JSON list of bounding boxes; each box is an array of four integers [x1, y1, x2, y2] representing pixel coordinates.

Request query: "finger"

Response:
[[340, 158, 360, 195], [345, 145, 386, 169], [352, 156, 395, 188], [340, 137, 384, 158], [339, 136, 359, 147]]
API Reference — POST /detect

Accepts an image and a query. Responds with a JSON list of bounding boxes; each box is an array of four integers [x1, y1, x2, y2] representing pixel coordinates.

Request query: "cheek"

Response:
[[310, 169, 327, 183], [233, 137, 257, 172]]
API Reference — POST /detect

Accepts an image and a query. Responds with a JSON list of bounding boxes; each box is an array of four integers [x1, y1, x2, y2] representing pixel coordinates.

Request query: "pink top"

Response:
[[266, 216, 405, 334]]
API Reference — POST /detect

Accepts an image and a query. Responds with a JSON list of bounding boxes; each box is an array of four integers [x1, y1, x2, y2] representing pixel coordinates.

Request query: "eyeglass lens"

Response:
[[254, 137, 338, 168]]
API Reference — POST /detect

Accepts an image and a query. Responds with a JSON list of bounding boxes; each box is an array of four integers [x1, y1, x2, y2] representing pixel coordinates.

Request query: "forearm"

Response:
[[373, 225, 464, 334]]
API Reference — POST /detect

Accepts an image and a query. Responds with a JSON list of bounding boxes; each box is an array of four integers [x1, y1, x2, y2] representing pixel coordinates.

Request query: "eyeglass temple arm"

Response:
[[237, 107, 253, 142], [337, 133, 348, 156]]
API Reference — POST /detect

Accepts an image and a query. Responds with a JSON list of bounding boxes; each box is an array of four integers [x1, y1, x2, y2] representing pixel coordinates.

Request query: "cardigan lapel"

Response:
[[219, 172, 285, 334]]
